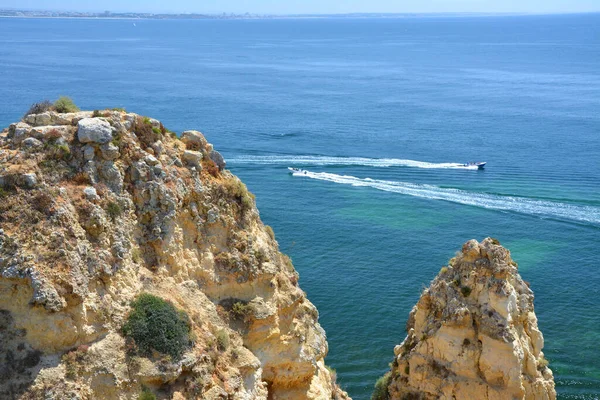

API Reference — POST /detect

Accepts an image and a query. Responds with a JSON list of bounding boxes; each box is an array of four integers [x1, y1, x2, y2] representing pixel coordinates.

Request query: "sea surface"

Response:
[[1, 14, 599, 399]]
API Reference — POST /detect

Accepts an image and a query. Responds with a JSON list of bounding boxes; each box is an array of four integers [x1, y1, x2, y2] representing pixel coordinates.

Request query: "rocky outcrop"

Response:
[[77, 118, 113, 144], [0, 110, 349, 400], [383, 238, 555, 400]]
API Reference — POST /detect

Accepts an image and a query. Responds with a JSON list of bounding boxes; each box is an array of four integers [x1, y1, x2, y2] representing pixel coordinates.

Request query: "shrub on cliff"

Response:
[[371, 371, 391, 400], [24, 100, 54, 117], [54, 96, 80, 113], [106, 201, 123, 221], [122, 294, 191, 360], [218, 178, 255, 214], [134, 116, 161, 147], [138, 386, 156, 400]]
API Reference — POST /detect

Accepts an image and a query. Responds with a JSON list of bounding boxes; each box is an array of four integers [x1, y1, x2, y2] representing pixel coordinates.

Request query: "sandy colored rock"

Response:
[[384, 238, 555, 400], [182, 149, 203, 169], [0, 111, 348, 400], [181, 130, 208, 150]]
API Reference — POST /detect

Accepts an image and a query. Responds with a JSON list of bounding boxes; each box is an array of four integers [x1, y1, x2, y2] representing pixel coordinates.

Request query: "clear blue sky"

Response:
[[1, 0, 599, 14]]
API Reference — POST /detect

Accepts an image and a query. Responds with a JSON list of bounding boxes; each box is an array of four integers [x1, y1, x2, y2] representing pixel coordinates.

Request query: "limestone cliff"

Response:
[[0, 110, 349, 400], [380, 238, 555, 400]]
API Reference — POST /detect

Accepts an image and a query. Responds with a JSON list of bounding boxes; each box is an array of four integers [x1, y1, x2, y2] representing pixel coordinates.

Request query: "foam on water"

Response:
[[291, 170, 600, 226], [228, 155, 482, 169]]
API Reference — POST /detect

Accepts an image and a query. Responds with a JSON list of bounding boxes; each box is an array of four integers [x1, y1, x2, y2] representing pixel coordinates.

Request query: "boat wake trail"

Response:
[[290, 170, 600, 225], [228, 155, 481, 169]]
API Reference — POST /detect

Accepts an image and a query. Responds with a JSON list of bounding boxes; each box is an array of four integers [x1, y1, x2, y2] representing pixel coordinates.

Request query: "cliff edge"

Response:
[[378, 238, 555, 400], [0, 110, 349, 400]]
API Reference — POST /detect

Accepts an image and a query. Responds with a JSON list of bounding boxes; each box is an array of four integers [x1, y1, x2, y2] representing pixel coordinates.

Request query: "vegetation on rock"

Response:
[[24, 100, 54, 117], [105, 201, 123, 221], [218, 177, 255, 214], [216, 329, 229, 351], [138, 386, 157, 400], [23, 96, 80, 117], [53, 96, 80, 113], [122, 294, 191, 360], [371, 371, 391, 400]]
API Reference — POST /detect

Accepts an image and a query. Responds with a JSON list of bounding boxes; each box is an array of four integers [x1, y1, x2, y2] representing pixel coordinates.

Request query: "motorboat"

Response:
[[464, 162, 486, 169], [288, 167, 308, 175]]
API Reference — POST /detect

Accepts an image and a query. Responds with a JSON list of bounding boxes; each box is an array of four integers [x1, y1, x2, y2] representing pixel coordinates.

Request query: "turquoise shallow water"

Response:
[[1, 14, 599, 399]]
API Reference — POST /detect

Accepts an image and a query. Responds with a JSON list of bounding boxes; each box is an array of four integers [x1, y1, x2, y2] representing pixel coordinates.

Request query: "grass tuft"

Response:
[[216, 329, 229, 351], [54, 96, 79, 113]]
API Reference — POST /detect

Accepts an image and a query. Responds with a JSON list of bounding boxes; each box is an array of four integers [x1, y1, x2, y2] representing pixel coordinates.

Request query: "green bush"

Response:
[[122, 294, 191, 360], [54, 96, 79, 113], [218, 178, 255, 213], [538, 355, 550, 370], [231, 301, 252, 319], [216, 329, 229, 351], [106, 201, 122, 221], [138, 386, 156, 400], [46, 143, 71, 161], [371, 371, 391, 400]]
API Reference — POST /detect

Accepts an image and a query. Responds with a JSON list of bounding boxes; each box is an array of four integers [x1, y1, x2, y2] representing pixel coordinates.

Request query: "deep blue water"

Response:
[[1, 14, 599, 399]]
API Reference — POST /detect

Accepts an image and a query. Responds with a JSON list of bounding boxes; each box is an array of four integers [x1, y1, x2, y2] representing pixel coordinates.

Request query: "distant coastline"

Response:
[[1, 9, 597, 20]]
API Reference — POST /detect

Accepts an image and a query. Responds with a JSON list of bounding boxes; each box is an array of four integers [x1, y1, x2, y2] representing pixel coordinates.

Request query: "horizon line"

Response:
[[2, 8, 600, 17]]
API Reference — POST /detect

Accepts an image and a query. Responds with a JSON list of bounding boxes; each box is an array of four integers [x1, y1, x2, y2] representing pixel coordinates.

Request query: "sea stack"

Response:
[[0, 110, 349, 400], [381, 238, 556, 400]]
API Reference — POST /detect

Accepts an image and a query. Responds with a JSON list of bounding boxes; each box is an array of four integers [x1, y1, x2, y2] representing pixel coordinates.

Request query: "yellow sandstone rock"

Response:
[[0, 110, 349, 400], [385, 238, 556, 400]]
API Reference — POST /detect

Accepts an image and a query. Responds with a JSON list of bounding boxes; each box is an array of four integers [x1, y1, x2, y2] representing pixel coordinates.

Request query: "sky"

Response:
[[1, 0, 599, 15]]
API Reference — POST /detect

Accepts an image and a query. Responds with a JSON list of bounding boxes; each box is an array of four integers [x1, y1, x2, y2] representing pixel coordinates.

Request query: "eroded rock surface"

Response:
[[0, 110, 349, 400], [385, 238, 555, 400]]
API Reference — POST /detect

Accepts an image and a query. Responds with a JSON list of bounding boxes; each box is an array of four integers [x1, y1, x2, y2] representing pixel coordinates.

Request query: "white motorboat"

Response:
[[463, 162, 486, 169]]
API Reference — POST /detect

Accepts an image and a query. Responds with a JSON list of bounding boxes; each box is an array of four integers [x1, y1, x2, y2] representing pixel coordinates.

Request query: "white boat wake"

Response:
[[289, 170, 600, 225], [228, 155, 482, 169]]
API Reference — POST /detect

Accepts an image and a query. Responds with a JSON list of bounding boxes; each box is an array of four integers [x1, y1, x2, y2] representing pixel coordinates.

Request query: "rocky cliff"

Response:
[[0, 110, 349, 400], [379, 238, 555, 400]]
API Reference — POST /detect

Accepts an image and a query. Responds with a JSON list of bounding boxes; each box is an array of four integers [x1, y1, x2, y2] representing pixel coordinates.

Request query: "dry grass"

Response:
[[216, 178, 255, 214], [133, 116, 162, 148], [72, 171, 91, 185], [202, 157, 220, 177], [24, 100, 54, 117], [31, 192, 54, 215], [264, 225, 275, 240]]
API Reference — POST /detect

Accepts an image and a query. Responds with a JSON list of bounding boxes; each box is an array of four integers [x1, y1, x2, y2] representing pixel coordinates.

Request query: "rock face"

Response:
[[77, 117, 113, 144], [385, 238, 555, 400], [0, 110, 349, 400]]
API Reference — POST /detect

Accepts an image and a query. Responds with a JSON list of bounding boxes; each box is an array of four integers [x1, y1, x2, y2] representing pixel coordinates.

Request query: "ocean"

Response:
[[1, 14, 599, 399]]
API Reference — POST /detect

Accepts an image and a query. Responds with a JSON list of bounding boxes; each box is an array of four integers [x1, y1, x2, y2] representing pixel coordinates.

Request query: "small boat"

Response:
[[288, 167, 308, 175], [463, 162, 486, 169]]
